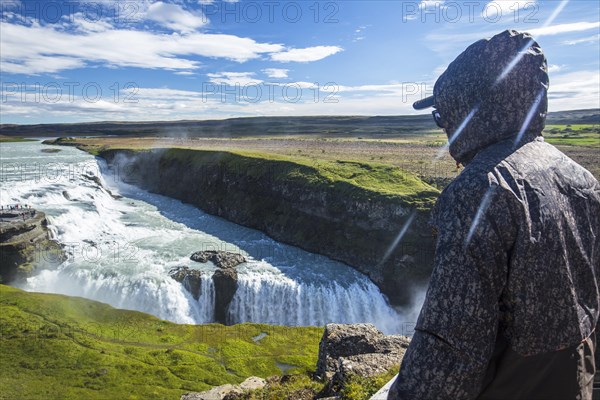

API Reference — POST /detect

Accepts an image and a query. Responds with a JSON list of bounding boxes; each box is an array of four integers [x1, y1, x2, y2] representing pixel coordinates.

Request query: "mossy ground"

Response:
[[46, 129, 600, 192], [0, 285, 322, 400], [226, 368, 399, 400], [338, 369, 399, 400]]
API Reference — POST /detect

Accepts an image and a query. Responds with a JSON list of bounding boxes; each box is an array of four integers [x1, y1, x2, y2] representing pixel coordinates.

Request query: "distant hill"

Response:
[[544, 109, 600, 125], [1, 109, 598, 138]]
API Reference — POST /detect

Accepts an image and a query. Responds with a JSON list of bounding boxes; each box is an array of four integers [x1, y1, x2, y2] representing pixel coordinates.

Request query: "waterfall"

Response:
[[193, 274, 216, 323], [3, 141, 411, 334], [227, 263, 402, 333], [26, 267, 203, 324]]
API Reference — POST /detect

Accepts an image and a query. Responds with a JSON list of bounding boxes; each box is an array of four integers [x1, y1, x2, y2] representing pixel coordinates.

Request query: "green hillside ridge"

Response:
[[158, 148, 440, 211], [0, 285, 322, 400]]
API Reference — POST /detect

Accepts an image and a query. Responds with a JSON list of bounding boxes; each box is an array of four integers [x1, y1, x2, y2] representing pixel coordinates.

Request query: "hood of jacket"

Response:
[[433, 30, 549, 164]]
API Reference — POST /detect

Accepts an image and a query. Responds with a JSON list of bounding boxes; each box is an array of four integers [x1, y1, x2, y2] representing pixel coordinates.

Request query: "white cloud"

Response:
[[548, 70, 600, 111], [135, 88, 206, 99], [207, 72, 263, 86], [2, 10, 37, 25], [547, 64, 563, 73], [263, 68, 289, 78], [0, 14, 342, 75], [425, 19, 600, 61], [562, 34, 600, 46], [288, 81, 320, 89], [270, 46, 343, 63], [0, 83, 422, 122], [145, 1, 207, 33], [3, 72, 598, 124], [527, 21, 600, 37], [352, 25, 369, 42], [0, 21, 285, 74], [1, 56, 86, 75]]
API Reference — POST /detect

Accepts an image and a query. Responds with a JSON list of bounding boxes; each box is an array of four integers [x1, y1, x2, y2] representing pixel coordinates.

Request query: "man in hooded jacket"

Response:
[[388, 30, 600, 400]]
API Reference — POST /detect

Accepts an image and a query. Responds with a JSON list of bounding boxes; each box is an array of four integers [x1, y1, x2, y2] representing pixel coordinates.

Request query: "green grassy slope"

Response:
[[0, 285, 322, 400]]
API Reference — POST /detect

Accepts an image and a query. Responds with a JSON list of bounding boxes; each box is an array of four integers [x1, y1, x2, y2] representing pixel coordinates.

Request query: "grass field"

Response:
[[543, 124, 600, 147], [48, 122, 599, 189], [50, 135, 461, 189], [0, 285, 323, 400]]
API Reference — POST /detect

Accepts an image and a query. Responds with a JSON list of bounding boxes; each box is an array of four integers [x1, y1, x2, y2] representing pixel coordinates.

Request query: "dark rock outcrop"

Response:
[[169, 266, 204, 300], [190, 250, 246, 269], [316, 323, 410, 382], [171, 251, 244, 323], [0, 210, 65, 283], [212, 268, 238, 324]]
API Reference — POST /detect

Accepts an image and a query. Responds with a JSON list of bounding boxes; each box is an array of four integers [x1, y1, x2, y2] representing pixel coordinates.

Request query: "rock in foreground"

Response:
[[316, 323, 410, 382], [181, 376, 266, 400]]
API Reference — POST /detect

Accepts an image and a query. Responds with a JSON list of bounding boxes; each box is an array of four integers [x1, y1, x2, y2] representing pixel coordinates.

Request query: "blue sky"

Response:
[[1, 0, 599, 124]]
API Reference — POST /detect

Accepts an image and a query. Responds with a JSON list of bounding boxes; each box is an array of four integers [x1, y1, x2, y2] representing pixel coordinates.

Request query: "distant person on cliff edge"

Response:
[[388, 30, 600, 400]]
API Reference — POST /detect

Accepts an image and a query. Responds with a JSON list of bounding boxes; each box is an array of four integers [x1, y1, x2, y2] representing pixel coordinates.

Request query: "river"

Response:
[[0, 140, 420, 333]]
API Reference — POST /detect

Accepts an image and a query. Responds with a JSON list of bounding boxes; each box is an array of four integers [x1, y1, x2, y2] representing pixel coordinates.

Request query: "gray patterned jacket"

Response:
[[389, 30, 600, 399]]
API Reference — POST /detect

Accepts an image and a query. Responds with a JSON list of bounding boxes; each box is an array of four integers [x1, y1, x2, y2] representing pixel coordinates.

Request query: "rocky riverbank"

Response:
[[91, 147, 438, 306], [0, 209, 64, 283]]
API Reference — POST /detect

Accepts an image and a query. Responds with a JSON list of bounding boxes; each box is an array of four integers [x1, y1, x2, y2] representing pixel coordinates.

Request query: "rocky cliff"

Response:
[[0, 210, 64, 283], [98, 148, 439, 306]]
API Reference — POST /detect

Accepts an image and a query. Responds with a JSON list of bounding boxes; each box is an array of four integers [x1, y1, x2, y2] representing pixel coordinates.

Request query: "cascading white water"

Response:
[[0, 140, 415, 333], [229, 263, 402, 333]]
